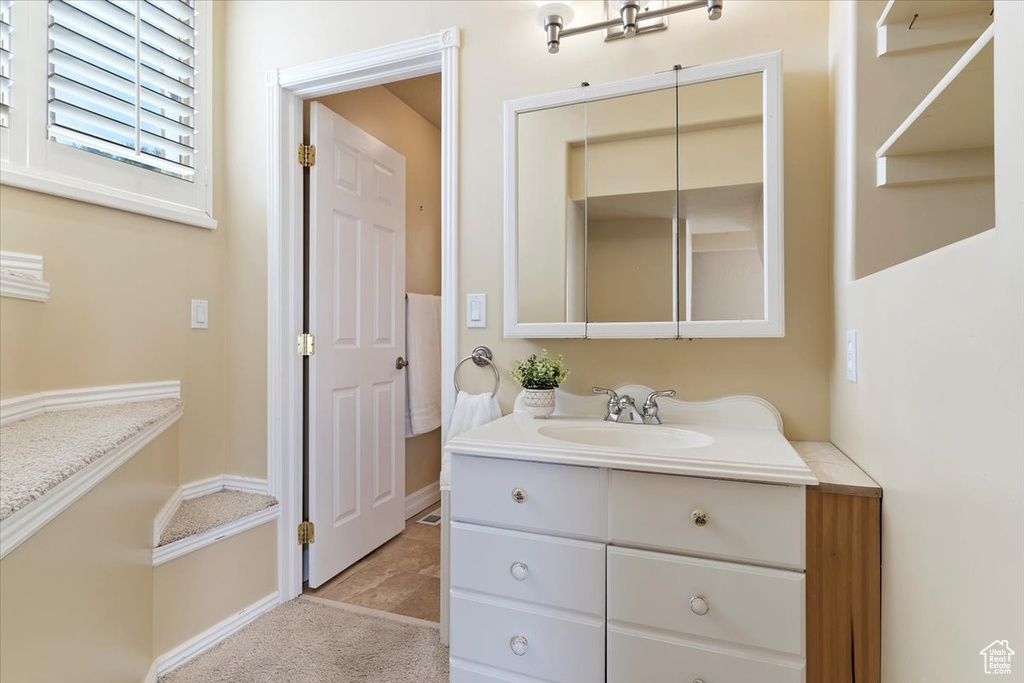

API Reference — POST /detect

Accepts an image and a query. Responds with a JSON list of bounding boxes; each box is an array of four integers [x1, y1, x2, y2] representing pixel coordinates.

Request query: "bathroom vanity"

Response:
[[445, 387, 820, 682]]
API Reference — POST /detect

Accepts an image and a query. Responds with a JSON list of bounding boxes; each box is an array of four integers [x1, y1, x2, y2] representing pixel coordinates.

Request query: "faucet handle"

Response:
[[593, 387, 620, 422], [643, 390, 676, 425]]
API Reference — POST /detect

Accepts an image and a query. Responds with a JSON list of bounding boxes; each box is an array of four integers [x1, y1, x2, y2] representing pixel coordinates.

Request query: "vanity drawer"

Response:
[[607, 546, 805, 656], [608, 628, 804, 683], [451, 522, 605, 616], [450, 454, 604, 540], [450, 594, 604, 683], [609, 469, 804, 568]]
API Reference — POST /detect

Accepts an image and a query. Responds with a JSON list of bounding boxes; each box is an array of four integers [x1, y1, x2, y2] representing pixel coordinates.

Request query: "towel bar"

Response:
[[454, 346, 500, 397]]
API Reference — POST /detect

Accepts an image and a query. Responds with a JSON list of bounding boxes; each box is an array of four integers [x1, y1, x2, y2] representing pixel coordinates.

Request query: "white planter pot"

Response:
[[523, 389, 556, 419]]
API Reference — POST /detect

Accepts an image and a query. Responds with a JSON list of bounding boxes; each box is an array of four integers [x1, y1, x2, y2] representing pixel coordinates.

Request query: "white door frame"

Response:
[[266, 28, 461, 603]]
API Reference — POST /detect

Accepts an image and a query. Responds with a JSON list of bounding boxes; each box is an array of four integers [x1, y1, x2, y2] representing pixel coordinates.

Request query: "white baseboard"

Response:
[[222, 475, 272, 495], [405, 480, 441, 520], [155, 592, 281, 677], [0, 407, 183, 559], [0, 380, 181, 426]]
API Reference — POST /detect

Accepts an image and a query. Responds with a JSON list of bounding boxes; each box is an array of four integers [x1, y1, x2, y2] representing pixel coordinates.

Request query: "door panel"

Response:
[[332, 212, 360, 347], [308, 102, 407, 588]]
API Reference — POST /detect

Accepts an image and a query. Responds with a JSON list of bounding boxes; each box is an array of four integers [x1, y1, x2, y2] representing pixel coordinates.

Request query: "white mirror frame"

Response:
[[503, 52, 784, 339]]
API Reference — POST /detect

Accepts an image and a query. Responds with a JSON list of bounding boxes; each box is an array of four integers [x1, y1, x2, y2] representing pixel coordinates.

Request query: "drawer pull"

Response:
[[510, 635, 529, 656], [691, 509, 708, 527], [511, 487, 528, 504], [510, 562, 529, 581], [689, 594, 710, 616]]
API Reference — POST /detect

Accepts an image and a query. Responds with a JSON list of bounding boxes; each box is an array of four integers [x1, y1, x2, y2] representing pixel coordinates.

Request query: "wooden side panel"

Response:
[[806, 489, 881, 683]]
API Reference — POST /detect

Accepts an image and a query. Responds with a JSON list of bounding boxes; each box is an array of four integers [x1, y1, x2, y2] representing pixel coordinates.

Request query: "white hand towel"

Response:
[[442, 390, 502, 488], [405, 293, 442, 437]]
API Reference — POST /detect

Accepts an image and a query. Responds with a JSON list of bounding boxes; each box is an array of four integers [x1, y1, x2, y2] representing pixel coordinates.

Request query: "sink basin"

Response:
[[538, 423, 714, 451]]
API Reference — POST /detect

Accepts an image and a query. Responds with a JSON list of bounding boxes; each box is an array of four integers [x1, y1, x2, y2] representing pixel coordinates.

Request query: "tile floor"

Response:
[[305, 508, 441, 622]]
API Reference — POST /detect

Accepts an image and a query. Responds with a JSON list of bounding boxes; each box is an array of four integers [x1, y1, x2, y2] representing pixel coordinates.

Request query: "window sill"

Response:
[[1, 162, 217, 230]]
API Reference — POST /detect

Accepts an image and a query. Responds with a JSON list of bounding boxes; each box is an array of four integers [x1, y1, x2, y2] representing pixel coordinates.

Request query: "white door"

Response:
[[307, 102, 407, 588]]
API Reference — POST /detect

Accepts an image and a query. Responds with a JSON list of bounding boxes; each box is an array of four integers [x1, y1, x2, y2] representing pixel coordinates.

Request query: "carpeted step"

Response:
[[158, 489, 278, 547], [1, 398, 183, 523]]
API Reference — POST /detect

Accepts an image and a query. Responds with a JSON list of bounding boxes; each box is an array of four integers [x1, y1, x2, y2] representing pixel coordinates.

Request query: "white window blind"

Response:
[[47, 0, 196, 178], [0, 0, 11, 128]]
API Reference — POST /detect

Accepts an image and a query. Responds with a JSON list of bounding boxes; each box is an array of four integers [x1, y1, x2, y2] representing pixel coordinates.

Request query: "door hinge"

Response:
[[298, 143, 316, 168], [297, 520, 315, 545], [297, 333, 315, 356]]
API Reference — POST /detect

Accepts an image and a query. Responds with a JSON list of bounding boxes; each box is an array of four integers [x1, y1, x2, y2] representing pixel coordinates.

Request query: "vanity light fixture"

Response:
[[536, 0, 723, 54]]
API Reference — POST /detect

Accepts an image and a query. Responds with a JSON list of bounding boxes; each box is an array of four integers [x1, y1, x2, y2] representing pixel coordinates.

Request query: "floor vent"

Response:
[[416, 509, 441, 526]]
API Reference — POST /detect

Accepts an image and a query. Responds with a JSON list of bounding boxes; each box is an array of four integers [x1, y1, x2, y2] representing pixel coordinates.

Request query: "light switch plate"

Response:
[[466, 293, 486, 328], [191, 299, 209, 329], [846, 330, 858, 383]]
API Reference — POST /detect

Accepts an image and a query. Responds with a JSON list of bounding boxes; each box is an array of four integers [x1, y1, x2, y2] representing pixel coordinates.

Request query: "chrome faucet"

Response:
[[593, 387, 676, 425], [642, 390, 676, 425]]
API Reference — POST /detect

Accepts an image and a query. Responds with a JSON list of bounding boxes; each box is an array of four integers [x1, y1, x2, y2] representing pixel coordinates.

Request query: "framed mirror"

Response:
[[504, 52, 783, 339]]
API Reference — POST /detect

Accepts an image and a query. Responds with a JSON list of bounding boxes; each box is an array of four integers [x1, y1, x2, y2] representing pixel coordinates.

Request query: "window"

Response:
[[0, 0, 11, 129], [0, 0, 214, 229]]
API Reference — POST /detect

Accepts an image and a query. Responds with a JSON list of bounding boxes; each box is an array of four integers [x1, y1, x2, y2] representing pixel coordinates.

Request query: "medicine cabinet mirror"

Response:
[[503, 53, 783, 339]]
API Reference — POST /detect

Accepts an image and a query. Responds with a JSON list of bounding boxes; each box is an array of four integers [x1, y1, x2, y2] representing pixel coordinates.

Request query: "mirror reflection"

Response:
[[512, 69, 769, 334], [583, 87, 677, 324], [678, 72, 764, 322], [516, 102, 585, 324]]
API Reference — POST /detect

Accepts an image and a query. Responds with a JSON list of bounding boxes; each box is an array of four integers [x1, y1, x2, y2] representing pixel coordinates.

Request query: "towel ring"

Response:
[[454, 346, 500, 397]]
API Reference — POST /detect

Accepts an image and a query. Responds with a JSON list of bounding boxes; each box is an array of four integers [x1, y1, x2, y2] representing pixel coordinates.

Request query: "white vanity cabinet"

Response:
[[448, 452, 807, 683]]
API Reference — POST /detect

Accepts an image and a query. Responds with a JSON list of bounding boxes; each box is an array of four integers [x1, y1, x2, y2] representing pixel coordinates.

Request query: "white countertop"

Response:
[[445, 413, 818, 486]]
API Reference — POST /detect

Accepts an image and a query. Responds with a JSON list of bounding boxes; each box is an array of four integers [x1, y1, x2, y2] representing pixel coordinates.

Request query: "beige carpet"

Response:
[[159, 489, 278, 546], [0, 398, 182, 521], [160, 597, 448, 683]]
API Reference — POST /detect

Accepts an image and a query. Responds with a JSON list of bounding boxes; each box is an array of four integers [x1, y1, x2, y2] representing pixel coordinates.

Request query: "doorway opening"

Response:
[[299, 75, 445, 622], [265, 30, 460, 641]]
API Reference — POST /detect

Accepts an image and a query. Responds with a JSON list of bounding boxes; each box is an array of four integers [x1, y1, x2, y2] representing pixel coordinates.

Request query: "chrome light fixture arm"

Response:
[[538, 0, 722, 54]]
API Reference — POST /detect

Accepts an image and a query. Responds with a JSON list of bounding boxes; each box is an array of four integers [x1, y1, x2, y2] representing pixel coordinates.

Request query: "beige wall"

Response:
[[222, 0, 832, 441], [0, 429, 178, 683], [153, 521, 278, 655], [312, 84, 443, 497], [829, 2, 1023, 679], [0, 187, 228, 484], [0, 297, 42, 399]]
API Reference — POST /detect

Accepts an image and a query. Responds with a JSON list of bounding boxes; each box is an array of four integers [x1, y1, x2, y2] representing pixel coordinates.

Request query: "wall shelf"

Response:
[[876, 0, 991, 56], [876, 24, 993, 187]]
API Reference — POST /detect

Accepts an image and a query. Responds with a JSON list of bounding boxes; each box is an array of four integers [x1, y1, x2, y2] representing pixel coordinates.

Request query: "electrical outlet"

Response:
[[846, 331, 858, 383]]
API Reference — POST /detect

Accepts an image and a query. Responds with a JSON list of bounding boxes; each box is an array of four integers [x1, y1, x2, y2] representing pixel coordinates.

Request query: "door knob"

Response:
[[395, 356, 408, 369]]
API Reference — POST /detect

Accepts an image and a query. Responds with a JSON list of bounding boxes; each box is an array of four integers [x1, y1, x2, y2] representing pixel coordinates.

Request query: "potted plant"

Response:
[[510, 350, 569, 419]]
